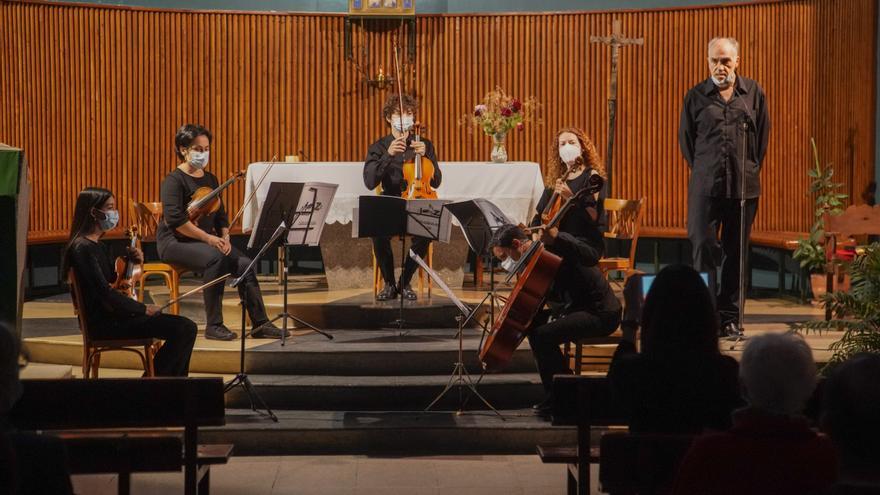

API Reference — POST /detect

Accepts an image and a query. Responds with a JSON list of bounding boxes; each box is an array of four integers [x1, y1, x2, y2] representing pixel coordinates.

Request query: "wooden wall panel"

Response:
[[0, 0, 875, 240]]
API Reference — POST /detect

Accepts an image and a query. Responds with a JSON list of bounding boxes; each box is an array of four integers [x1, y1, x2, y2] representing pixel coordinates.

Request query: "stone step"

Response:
[[226, 372, 547, 411]]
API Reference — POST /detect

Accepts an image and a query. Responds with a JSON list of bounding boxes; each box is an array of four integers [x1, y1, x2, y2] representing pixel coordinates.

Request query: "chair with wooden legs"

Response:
[[599, 197, 646, 277], [68, 270, 160, 378], [130, 201, 189, 315]]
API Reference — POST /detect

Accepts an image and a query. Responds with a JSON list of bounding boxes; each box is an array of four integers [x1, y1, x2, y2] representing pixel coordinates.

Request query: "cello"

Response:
[[112, 226, 143, 300], [479, 173, 604, 372]]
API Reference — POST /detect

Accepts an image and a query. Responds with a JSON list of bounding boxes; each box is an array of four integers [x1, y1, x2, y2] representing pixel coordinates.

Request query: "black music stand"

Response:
[[353, 195, 451, 330], [248, 181, 336, 346]]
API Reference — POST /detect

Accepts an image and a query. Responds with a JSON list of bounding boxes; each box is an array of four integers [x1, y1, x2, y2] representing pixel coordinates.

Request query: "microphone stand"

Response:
[[729, 118, 750, 348]]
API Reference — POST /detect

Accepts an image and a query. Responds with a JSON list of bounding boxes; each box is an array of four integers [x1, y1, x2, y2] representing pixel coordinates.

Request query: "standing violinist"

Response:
[[531, 127, 606, 260], [490, 223, 621, 417], [363, 93, 442, 301], [63, 187, 197, 376], [157, 124, 283, 341]]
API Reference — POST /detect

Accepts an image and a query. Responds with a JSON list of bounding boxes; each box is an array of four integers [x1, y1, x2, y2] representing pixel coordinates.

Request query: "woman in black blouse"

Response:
[[62, 188, 196, 376], [157, 124, 281, 341], [531, 127, 606, 261]]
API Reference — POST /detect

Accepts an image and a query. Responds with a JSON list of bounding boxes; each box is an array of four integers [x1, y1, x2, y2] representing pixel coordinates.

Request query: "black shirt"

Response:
[[531, 168, 606, 259], [608, 340, 744, 433], [67, 237, 146, 329], [544, 232, 621, 317], [363, 134, 442, 196], [678, 76, 770, 199], [157, 169, 229, 246]]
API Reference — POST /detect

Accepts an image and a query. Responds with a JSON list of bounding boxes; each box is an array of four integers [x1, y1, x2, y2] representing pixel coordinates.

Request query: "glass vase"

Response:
[[490, 132, 508, 163]]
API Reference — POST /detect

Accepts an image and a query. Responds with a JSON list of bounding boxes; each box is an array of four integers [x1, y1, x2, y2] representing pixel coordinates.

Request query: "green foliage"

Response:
[[792, 243, 880, 373], [792, 138, 848, 274]]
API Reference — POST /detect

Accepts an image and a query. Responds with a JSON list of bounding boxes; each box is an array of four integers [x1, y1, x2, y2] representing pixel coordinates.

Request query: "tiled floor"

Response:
[[71, 454, 600, 494]]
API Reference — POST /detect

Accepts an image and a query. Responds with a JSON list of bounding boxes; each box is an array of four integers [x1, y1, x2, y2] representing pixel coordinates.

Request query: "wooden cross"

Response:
[[591, 19, 643, 194]]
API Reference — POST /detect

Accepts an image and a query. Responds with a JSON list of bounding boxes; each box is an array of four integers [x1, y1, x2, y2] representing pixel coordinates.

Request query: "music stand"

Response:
[[411, 250, 503, 419], [246, 181, 337, 345], [353, 195, 452, 330]]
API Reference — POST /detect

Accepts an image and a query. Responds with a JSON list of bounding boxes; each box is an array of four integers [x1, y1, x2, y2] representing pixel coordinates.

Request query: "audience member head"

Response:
[[740, 332, 817, 415], [822, 353, 880, 470], [640, 264, 719, 357]]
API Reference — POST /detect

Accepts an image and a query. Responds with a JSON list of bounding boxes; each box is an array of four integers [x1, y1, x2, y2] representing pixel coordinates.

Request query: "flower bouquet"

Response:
[[462, 87, 539, 163]]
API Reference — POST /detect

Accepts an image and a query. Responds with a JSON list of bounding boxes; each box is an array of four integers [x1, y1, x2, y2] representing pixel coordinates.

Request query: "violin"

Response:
[[402, 122, 437, 199], [540, 164, 582, 225], [112, 226, 143, 300], [187, 170, 244, 222], [479, 174, 604, 372]]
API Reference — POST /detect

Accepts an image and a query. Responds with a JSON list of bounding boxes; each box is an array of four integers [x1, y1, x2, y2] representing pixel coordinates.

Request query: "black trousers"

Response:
[[372, 236, 431, 287], [158, 240, 269, 329], [528, 308, 621, 393], [688, 193, 759, 326], [94, 314, 196, 376]]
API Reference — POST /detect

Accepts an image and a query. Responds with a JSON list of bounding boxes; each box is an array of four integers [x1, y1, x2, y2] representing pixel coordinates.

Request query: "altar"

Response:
[[242, 161, 545, 290]]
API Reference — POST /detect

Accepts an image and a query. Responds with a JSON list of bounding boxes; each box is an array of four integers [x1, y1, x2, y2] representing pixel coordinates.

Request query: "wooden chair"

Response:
[[563, 332, 622, 374], [823, 204, 880, 320], [130, 200, 189, 315], [68, 269, 160, 378], [599, 197, 646, 276], [598, 432, 696, 495]]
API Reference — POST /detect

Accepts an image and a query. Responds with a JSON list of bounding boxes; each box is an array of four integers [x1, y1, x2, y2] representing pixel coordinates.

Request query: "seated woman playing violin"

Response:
[[532, 127, 607, 260], [63, 187, 197, 376], [363, 93, 442, 301], [157, 124, 282, 341], [490, 224, 621, 417]]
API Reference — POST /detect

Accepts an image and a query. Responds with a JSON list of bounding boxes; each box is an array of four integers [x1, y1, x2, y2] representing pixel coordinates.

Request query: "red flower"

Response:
[[501, 107, 513, 117], [511, 99, 522, 112], [516, 122, 525, 132]]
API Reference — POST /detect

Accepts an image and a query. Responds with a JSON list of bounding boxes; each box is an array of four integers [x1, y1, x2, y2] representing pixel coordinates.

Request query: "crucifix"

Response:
[[591, 19, 643, 194]]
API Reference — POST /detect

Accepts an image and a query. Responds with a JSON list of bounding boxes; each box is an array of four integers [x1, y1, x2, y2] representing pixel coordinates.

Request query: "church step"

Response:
[[225, 373, 547, 411]]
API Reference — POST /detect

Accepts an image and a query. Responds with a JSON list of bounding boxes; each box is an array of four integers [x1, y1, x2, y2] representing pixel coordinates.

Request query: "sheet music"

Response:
[[406, 199, 452, 242], [409, 249, 471, 316], [286, 182, 338, 245]]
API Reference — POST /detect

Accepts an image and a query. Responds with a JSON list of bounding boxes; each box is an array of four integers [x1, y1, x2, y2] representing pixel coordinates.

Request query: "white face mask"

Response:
[[392, 115, 414, 133], [189, 150, 209, 169], [501, 256, 517, 273], [559, 143, 582, 165]]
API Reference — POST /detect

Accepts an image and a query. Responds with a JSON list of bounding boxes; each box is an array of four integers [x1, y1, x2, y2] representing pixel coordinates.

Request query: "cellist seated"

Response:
[[363, 93, 442, 301], [490, 224, 621, 417]]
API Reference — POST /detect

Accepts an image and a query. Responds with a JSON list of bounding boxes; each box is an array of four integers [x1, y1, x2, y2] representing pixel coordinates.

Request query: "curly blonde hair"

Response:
[[545, 127, 604, 187]]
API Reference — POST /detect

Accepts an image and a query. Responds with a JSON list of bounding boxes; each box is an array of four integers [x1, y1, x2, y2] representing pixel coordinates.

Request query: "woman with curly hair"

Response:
[[531, 127, 607, 258]]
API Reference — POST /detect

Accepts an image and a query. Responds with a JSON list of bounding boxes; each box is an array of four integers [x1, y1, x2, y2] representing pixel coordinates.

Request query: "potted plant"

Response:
[[792, 138, 848, 299], [461, 87, 539, 163], [792, 243, 880, 372]]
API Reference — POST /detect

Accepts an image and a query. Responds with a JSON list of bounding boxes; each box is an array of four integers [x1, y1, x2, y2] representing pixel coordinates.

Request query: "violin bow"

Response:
[[227, 154, 278, 230], [157, 274, 231, 313]]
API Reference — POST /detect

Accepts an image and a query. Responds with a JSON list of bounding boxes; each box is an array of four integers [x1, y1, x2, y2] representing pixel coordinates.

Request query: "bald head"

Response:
[[707, 37, 740, 88]]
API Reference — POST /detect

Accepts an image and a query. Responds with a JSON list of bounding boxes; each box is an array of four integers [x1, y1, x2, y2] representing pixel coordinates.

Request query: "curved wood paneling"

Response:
[[0, 0, 875, 240]]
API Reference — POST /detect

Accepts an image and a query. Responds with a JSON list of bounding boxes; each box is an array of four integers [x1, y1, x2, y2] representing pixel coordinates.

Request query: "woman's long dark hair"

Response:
[[640, 264, 720, 358], [61, 187, 114, 278]]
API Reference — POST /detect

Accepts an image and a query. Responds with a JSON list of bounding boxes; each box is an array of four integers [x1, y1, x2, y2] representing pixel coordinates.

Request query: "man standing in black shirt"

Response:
[[363, 93, 442, 301], [490, 224, 621, 415], [679, 37, 770, 338]]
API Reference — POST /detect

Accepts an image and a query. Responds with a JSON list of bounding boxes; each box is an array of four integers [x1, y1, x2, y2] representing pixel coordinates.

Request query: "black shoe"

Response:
[[205, 324, 238, 341], [376, 284, 398, 301], [251, 321, 287, 339], [720, 322, 746, 340], [531, 393, 554, 416], [400, 285, 417, 301]]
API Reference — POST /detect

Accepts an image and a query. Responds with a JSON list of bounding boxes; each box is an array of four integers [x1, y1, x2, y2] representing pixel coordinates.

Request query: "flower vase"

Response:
[[490, 132, 508, 163]]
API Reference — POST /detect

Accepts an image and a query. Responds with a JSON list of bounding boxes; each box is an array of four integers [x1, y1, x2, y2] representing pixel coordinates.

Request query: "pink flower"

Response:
[[474, 104, 487, 117], [500, 107, 512, 117], [516, 122, 525, 132], [511, 99, 522, 112]]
